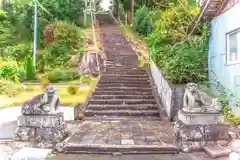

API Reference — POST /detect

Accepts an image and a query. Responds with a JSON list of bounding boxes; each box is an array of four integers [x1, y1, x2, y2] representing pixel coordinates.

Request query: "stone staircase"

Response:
[[84, 65, 160, 118], [62, 13, 178, 154]]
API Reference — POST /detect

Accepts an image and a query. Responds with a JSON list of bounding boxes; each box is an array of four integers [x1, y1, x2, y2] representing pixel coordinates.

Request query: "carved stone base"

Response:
[[178, 110, 224, 125], [174, 120, 230, 153], [14, 113, 69, 148]]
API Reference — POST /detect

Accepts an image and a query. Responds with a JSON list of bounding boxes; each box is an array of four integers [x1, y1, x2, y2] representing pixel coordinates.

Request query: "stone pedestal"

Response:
[[175, 110, 230, 152], [14, 113, 68, 148]]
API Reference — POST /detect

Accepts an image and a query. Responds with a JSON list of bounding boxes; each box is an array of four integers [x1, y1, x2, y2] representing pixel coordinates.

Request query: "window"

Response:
[[226, 29, 240, 64]]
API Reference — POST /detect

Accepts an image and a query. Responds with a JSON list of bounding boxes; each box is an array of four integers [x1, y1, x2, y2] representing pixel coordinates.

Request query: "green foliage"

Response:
[[24, 56, 36, 80], [80, 75, 92, 85], [11, 43, 32, 61], [37, 74, 49, 89], [133, 6, 155, 36], [47, 68, 80, 83], [148, 2, 200, 46], [133, 1, 208, 84], [67, 85, 79, 95], [0, 79, 23, 97], [0, 10, 7, 21], [150, 23, 209, 83], [43, 21, 84, 68], [0, 58, 25, 82]]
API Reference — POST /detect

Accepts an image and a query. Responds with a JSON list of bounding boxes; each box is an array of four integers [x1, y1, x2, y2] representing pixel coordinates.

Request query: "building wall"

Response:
[[209, 2, 240, 114]]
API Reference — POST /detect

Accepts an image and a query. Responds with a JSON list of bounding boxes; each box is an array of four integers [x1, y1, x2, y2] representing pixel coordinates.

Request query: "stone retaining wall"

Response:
[[150, 61, 185, 121]]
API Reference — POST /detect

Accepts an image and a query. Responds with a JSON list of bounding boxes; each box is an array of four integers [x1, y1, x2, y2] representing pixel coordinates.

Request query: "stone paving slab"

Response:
[[63, 119, 178, 153], [47, 153, 229, 160]]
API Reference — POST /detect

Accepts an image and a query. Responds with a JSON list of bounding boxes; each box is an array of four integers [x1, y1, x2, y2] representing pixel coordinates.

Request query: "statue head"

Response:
[[186, 83, 198, 93], [45, 86, 57, 96]]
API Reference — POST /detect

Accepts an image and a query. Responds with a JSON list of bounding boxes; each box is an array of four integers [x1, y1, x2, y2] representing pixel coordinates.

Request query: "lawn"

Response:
[[0, 76, 99, 109]]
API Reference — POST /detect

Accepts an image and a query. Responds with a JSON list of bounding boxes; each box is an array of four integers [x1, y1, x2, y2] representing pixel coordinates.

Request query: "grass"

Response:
[[0, 76, 99, 109]]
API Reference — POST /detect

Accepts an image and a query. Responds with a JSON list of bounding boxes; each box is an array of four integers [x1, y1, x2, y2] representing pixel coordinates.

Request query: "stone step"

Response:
[[91, 95, 155, 100], [101, 74, 149, 78], [88, 99, 157, 105], [97, 83, 151, 88], [95, 87, 152, 92], [203, 144, 231, 158], [84, 109, 159, 117], [99, 79, 150, 83], [92, 90, 153, 95], [63, 144, 179, 154], [98, 80, 151, 85], [100, 76, 149, 81], [105, 68, 147, 74], [87, 104, 158, 110]]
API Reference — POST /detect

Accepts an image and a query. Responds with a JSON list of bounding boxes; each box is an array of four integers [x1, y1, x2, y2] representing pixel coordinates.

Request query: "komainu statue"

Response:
[[182, 83, 222, 113], [22, 86, 60, 115]]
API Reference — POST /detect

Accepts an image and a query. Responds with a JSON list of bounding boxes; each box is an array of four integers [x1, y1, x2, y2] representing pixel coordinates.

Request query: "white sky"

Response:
[[101, 0, 111, 10]]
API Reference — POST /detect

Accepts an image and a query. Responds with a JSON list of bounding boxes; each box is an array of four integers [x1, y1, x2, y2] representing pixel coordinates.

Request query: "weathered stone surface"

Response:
[[11, 147, 52, 160], [203, 144, 231, 158], [229, 139, 240, 152], [178, 110, 224, 125], [78, 52, 105, 75], [15, 87, 68, 148], [229, 152, 240, 160]]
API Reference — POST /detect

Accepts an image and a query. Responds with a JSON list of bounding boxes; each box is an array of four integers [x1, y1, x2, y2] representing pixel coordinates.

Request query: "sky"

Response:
[[100, 0, 111, 10]]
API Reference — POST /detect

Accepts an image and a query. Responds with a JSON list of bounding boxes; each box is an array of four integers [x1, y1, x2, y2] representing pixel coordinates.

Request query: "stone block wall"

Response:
[[150, 61, 185, 121]]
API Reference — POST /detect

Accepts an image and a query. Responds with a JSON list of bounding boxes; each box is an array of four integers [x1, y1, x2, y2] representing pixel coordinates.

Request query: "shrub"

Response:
[[47, 68, 80, 82], [12, 43, 32, 62], [133, 7, 155, 36], [0, 79, 23, 97], [37, 74, 49, 89], [43, 21, 84, 68], [0, 58, 25, 82], [67, 85, 79, 95], [24, 56, 36, 80], [80, 75, 92, 85], [47, 68, 65, 83]]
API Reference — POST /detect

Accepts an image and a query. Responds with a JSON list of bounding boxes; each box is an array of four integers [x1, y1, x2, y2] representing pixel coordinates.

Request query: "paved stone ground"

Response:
[[66, 119, 175, 146], [46, 153, 228, 160]]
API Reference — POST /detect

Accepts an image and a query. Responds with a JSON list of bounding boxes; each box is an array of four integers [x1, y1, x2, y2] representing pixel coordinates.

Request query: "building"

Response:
[[207, 0, 240, 114]]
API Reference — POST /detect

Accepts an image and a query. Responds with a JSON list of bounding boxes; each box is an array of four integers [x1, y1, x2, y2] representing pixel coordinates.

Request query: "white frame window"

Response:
[[226, 28, 240, 65]]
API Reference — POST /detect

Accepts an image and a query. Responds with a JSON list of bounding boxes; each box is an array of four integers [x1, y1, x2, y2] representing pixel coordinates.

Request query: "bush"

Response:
[[43, 21, 84, 68], [0, 79, 23, 97], [24, 56, 36, 80], [47, 68, 80, 82], [0, 58, 25, 82], [133, 6, 155, 36], [150, 23, 209, 84], [67, 85, 79, 95], [37, 74, 49, 89], [12, 43, 32, 62]]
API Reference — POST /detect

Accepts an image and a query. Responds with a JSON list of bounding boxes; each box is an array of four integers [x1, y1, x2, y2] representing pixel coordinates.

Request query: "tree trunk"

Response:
[[129, 0, 134, 25]]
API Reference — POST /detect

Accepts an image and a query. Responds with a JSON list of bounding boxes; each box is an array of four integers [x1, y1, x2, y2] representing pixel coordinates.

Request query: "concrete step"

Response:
[[63, 144, 179, 154], [92, 95, 155, 100], [84, 109, 159, 117], [92, 90, 153, 95], [95, 87, 152, 92], [87, 104, 158, 110], [88, 99, 157, 105]]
